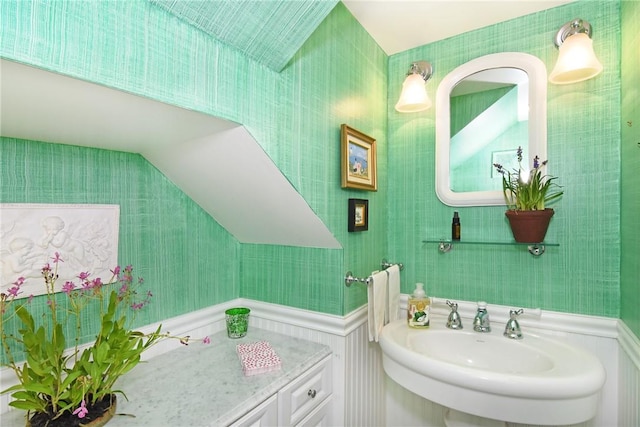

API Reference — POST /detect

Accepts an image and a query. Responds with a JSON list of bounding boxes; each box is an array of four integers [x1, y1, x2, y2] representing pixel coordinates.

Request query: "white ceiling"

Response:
[[342, 0, 575, 55]]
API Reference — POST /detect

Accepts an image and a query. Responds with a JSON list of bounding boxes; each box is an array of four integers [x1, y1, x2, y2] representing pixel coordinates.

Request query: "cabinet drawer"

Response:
[[229, 394, 278, 427], [278, 355, 332, 426], [295, 395, 333, 427]]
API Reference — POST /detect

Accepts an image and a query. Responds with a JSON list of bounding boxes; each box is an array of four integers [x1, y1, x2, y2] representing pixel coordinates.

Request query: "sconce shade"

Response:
[[395, 61, 433, 113], [549, 20, 603, 85], [395, 73, 432, 112]]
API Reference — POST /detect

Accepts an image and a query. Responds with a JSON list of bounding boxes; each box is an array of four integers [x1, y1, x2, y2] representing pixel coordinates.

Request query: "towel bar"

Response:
[[381, 259, 404, 271], [344, 271, 372, 287], [345, 259, 404, 287]]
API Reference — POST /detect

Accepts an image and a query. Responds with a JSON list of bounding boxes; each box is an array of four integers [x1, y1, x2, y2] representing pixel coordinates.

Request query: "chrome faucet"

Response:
[[446, 300, 463, 329], [503, 309, 524, 339], [473, 301, 491, 332]]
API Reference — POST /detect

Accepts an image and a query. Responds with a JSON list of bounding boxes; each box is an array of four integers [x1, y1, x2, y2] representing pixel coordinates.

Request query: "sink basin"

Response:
[[409, 329, 555, 374], [379, 318, 606, 425]]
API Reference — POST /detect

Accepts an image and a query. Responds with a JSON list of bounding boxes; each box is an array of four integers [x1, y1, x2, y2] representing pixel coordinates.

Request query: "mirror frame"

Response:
[[435, 52, 547, 207]]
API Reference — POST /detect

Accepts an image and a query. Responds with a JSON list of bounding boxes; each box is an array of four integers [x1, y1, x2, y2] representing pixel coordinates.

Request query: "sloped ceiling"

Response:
[[149, 0, 339, 72], [0, 59, 341, 249], [342, 0, 575, 55]]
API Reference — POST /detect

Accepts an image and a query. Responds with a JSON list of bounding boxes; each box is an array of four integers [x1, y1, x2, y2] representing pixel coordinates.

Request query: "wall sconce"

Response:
[[395, 61, 433, 112], [549, 18, 603, 84]]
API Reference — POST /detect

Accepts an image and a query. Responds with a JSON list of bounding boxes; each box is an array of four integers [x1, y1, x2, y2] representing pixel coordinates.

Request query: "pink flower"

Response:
[[118, 283, 129, 296], [110, 266, 121, 276], [72, 399, 88, 419], [62, 281, 76, 294], [78, 272, 91, 281], [7, 286, 21, 298], [203, 336, 211, 345], [51, 252, 63, 264]]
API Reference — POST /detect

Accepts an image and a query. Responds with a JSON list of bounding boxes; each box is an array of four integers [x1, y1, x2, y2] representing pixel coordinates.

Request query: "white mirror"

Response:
[[435, 52, 547, 206]]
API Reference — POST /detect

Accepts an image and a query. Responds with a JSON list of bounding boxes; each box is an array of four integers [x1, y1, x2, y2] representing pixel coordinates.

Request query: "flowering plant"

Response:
[[0, 253, 207, 426], [493, 146, 563, 211]]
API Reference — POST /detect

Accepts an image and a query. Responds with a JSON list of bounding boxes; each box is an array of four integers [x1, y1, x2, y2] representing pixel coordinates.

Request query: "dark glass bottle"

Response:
[[452, 211, 461, 241]]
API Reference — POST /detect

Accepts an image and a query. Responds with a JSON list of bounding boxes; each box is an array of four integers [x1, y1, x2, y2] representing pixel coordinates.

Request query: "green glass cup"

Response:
[[225, 307, 250, 338]]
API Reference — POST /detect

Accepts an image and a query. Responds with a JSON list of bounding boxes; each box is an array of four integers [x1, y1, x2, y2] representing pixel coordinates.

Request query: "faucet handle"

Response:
[[504, 309, 524, 339], [446, 300, 463, 329], [510, 308, 524, 318]]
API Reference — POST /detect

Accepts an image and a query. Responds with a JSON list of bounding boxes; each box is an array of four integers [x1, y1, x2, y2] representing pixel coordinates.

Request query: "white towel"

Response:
[[367, 270, 388, 342], [386, 265, 401, 323]]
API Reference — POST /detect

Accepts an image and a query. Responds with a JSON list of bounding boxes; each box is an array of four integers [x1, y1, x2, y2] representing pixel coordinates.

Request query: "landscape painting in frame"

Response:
[[0, 204, 119, 298], [341, 124, 377, 191]]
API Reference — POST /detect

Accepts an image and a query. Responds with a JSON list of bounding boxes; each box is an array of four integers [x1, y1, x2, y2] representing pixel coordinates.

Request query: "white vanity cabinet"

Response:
[[278, 354, 332, 426], [229, 394, 279, 426], [231, 354, 333, 427]]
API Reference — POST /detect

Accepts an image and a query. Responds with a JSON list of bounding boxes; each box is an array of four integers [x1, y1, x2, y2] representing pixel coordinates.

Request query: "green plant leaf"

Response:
[[9, 400, 42, 411], [22, 381, 55, 396], [15, 305, 35, 330]]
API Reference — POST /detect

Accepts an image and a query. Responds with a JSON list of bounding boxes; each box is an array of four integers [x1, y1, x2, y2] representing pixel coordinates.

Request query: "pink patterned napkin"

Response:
[[236, 341, 282, 376]]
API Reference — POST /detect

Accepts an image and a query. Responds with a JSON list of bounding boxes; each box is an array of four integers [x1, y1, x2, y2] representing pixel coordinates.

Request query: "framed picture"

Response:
[[341, 124, 377, 191], [491, 149, 518, 178], [348, 198, 369, 232]]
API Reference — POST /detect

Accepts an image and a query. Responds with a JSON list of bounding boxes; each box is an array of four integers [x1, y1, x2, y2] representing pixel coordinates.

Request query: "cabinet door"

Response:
[[278, 355, 332, 426], [295, 395, 333, 427], [229, 394, 278, 427]]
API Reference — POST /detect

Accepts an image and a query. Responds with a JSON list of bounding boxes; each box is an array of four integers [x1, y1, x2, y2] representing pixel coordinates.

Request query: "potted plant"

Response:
[[0, 253, 209, 427], [493, 147, 563, 243]]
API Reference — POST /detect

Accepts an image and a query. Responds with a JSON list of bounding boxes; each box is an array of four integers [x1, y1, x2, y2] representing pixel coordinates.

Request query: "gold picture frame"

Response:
[[341, 124, 377, 191]]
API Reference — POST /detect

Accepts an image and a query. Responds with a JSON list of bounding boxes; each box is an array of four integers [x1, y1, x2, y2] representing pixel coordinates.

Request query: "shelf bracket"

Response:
[[527, 245, 545, 256], [438, 241, 453, 253]]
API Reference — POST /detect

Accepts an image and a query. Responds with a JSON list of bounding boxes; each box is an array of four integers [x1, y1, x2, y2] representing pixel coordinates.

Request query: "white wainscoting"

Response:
[[240, 298, 386, 427], [2, 297, 639, 426]]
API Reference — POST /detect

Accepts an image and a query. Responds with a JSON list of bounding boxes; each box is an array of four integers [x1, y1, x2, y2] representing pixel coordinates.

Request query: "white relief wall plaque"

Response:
[[0, 204, 119, 298]]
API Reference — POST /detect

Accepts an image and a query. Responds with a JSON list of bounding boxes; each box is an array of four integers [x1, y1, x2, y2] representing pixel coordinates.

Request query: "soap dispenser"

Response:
[[407, 283, 430, 329]]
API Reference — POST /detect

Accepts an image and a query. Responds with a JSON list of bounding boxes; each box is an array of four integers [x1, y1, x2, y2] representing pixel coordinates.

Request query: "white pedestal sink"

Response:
[[379, 317, 606, 425]]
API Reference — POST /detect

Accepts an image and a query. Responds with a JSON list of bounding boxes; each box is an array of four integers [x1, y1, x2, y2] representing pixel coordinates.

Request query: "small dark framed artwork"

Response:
[[348, 198, 369, 232]]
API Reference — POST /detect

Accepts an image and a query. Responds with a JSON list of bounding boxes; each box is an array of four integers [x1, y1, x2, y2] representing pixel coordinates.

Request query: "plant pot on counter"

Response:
[[505, 208, 554, 243], [26, 395, 116, 427]]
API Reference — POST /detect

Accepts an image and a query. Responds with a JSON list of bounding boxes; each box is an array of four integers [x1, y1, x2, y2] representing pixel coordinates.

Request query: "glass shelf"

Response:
[[423, 239, 559, 256]]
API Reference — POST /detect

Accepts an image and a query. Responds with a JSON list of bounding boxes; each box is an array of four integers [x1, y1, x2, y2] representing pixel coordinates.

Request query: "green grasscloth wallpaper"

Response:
[[620, 0, 640, 336], [388, 1, 623, 318], [0, 139, 239, 337], [0, 0, 387, 324], [1, 0, 638, 341]]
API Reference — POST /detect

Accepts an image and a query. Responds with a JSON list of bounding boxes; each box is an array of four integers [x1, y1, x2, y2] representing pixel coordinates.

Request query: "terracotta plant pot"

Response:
[[505, 209, 554, 243]]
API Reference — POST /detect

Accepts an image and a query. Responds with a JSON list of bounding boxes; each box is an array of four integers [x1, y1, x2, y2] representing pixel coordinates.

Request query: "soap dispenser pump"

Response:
[[407, 283, 430, 329]]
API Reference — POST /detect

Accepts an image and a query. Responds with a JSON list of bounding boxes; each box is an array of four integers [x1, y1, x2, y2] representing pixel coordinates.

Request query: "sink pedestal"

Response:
[[444, 409, 506, 427]]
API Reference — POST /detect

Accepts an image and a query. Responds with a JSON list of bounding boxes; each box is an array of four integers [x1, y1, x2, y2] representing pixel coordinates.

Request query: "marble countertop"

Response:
[[2, 328, 331, 427]]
